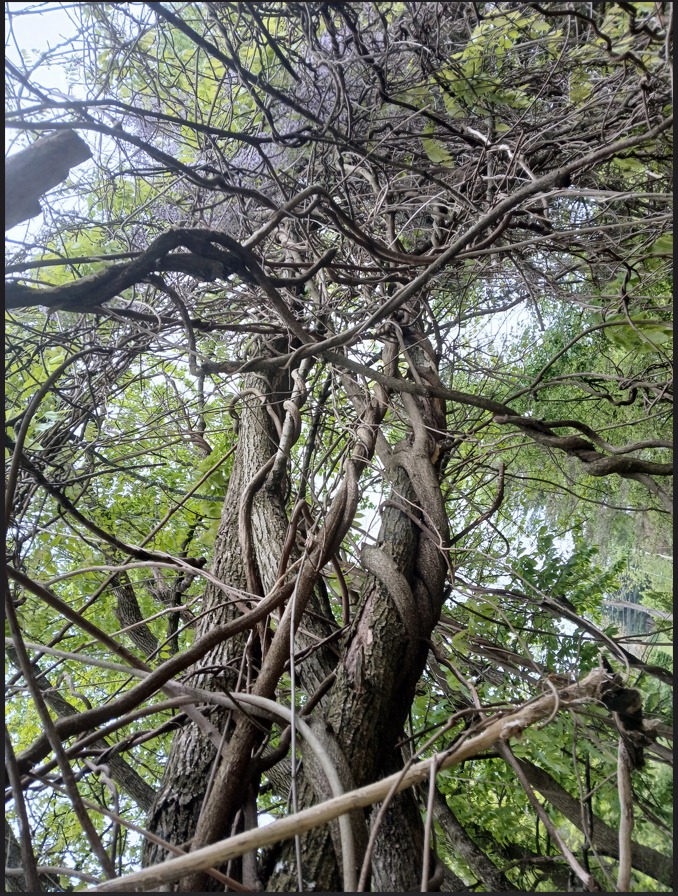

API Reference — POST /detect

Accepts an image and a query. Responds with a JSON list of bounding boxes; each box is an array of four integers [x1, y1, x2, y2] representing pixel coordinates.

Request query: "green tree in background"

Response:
[[5, 2, 672, 892]]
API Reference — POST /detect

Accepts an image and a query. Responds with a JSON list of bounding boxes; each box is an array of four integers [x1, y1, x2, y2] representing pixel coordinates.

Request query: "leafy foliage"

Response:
[[5, 2, 672, 892]]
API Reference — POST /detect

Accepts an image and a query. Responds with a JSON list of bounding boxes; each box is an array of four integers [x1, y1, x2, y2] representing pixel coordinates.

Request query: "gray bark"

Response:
[[112, 572, 159, 660], [143, 362, 339, 885], [142, 369, 280, 876], [144, 321, 452, 891], [5, 130, 91, 230], [268, 326, 451, 891], [267, 468, 441, 889]]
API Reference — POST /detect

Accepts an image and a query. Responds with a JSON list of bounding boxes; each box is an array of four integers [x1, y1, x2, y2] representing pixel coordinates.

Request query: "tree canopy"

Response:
[[5, 2, 672, 893]]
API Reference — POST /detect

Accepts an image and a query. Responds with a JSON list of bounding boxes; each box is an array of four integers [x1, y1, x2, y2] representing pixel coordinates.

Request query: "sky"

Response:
[[5, 2, 77, 105], [5, 3, 96, 240]]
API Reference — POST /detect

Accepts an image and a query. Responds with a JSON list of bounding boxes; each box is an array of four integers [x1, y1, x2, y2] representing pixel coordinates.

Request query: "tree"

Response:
[[5, 2, 672, 892]]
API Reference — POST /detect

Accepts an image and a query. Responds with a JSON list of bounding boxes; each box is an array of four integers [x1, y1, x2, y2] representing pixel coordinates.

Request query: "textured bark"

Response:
[[269, 500, 441, 889], [143, 361, 339, 886], [176, 396, 387, 891], [368, 775, 428, 892], [112, 571, 159, 660], [145, 317, 452, 891], [267, 324, 450, 891], [142, 369, 284, 878]]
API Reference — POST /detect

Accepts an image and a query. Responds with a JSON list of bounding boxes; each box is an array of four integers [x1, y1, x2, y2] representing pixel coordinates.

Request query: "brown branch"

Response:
[[177, 397, 386, 890], [514, 759, 672, 887], [497, 742, 602, 891], [12, 569, 293, 775], [4, 727, 42, 892], [85, 666, 626, 892], [5, 594, 116, 878]]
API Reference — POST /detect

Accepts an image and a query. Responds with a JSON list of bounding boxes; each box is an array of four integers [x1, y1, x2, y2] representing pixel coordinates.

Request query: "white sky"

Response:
[[5, 2, 77, 103], [5, 3, 96, 241]]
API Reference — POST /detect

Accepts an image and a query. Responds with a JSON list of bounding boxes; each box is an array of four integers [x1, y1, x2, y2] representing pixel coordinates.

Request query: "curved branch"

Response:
[[84, 667, 630, 893]]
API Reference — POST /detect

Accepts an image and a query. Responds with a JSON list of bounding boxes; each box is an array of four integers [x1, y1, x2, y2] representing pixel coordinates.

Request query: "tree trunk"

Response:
[[144, 319, 453, 892], [142, 367, 286, 875]]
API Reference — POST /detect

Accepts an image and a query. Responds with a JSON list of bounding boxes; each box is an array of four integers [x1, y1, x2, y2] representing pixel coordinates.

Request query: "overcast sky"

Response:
[[5, 2, 77, 104]]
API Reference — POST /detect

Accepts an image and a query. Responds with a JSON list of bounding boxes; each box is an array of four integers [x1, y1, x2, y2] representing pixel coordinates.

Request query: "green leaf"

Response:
[[422, 137, 454, 167]]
